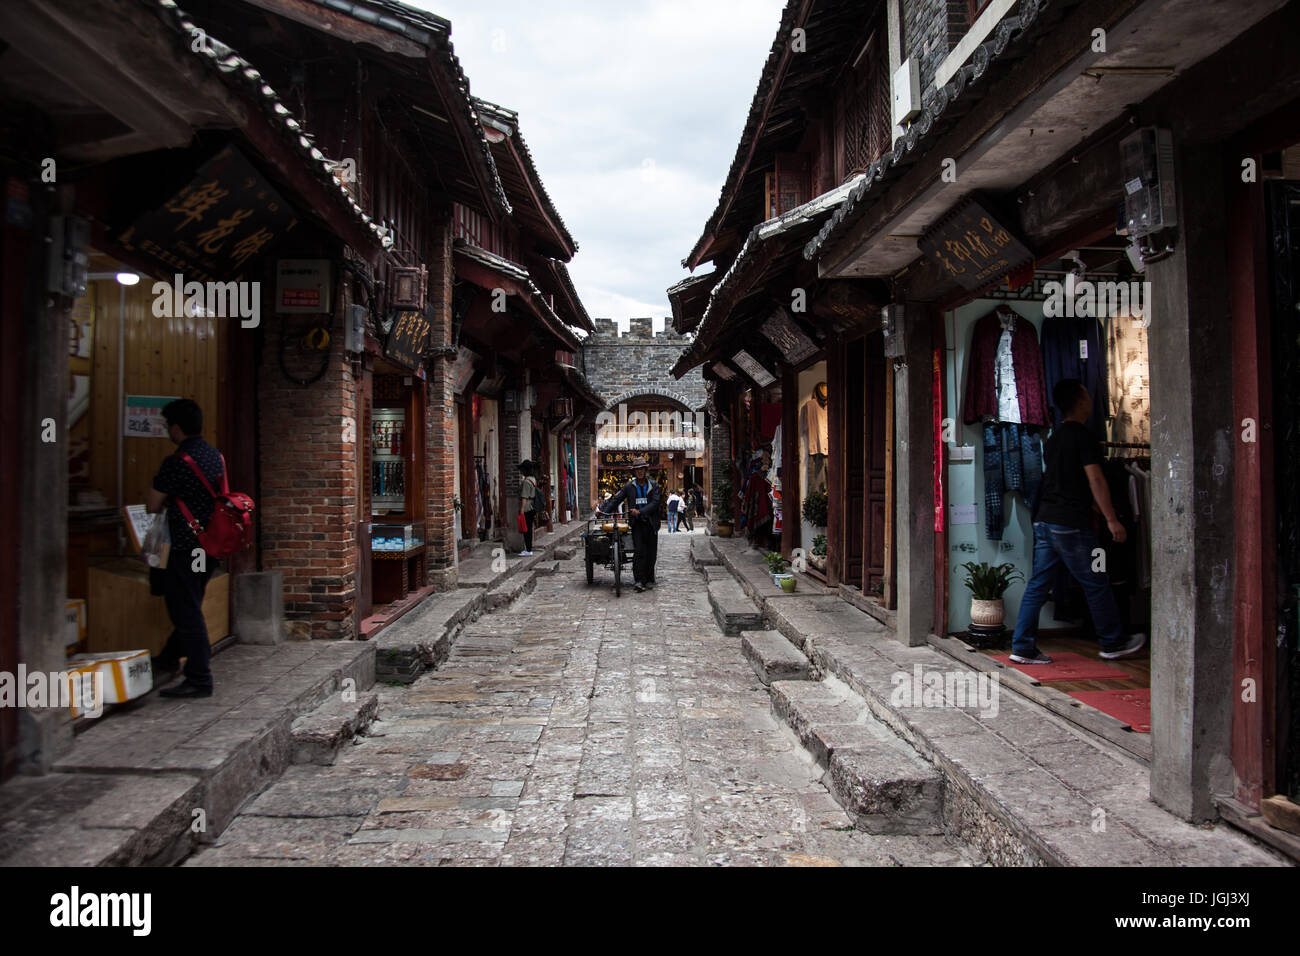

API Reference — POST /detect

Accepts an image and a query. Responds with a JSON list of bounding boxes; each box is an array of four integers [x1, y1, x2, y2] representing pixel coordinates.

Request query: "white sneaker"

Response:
[[519, 550, 533, 556], [1100, 633, 1147, 660]]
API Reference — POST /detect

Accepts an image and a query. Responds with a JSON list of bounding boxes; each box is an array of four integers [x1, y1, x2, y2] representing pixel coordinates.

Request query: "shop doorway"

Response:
[[838, 332, 888, 596]]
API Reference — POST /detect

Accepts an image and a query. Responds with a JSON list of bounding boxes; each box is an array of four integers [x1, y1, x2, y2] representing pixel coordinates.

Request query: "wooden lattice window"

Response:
[[765, 153, 812, 219], [840, 31, 891, 178]]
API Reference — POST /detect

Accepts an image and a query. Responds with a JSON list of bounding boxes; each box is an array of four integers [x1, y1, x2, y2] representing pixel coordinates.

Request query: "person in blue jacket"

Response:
[[598, 457, 660, 592]]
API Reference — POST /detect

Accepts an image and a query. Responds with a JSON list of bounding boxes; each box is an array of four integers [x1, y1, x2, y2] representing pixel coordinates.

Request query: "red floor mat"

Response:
[[1069, 688, 1151, 733], [991, 651, 1131, 682]]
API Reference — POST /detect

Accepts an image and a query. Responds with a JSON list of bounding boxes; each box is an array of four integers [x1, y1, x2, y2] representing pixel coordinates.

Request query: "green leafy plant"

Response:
[[959, 561, 1024, 600], [812, 533, 827, 557], [764, 551, 789, 575], [713, 473, 734, 522], [802, 487, 829, 527]]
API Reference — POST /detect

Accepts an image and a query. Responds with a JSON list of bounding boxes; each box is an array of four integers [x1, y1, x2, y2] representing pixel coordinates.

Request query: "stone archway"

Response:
[[603, 387, 698, 413]]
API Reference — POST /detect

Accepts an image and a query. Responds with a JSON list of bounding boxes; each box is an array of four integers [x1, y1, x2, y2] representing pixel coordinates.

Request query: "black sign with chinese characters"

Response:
[[760, 308, 818, 365], [918, 197, 1033, 291], [116, 146, 299, 282], [600, 452, 660, 467], [384, 308, 431, 370]]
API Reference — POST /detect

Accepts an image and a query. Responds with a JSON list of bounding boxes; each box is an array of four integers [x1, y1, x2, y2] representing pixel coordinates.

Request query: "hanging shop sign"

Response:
[[384, 308, 431, 371], [116, 145, 299, 282], [760, 308, 819, 365], [600, 452, 660, 468], [731, 350, 776, 387], [124, 395, 180, 438], [918, 197, 1033, 292]]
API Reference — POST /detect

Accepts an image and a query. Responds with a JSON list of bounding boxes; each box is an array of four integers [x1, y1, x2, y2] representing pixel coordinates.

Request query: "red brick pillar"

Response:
[[258, 297, 359, 639], [425, 203, 457, 589]]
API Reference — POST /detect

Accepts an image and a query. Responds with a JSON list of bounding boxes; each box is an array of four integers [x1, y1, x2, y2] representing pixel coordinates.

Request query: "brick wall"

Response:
[[424, 201, 458, 590], [903, 0, 970, 95], [258, 309, 359, 639], [580, 317, 707, 412]]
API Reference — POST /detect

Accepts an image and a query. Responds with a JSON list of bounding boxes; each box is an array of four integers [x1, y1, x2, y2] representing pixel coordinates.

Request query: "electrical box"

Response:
[[892, 58, 922, 129], [1121, 127, 1176, 238], [46, 215, 89, 297], [276, 259, 331, 313], [345, 304, 366, 353], [882, 303, 906, 359]]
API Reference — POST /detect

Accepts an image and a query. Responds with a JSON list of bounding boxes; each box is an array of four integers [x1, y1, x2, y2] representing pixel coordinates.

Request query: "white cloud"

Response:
[[408, 0, 784, 317]]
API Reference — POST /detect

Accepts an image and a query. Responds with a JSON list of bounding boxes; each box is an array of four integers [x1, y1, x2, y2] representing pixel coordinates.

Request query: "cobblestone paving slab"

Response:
[[187, 532, 978, 867]]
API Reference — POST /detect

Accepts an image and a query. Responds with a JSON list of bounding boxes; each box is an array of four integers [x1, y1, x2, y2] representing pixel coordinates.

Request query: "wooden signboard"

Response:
[[600, 452, 660, 467], [918, 197, 1033, 291], [760, 308, 818, 365], [116, 145, 299, 282], [731, 349, 776, 387], [384, 308, 431, 370]]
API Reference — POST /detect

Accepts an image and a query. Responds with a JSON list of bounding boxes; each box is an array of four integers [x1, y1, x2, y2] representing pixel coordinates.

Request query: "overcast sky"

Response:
[[408, 0, 786, 332]]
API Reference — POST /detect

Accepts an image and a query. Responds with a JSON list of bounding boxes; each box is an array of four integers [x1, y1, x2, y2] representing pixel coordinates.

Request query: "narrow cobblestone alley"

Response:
[[188, 531, 975, 867]]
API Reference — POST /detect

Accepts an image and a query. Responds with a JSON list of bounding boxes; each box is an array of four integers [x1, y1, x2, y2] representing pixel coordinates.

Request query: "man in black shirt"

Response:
[[1009, 379, 1147, 664], [146, 399, 225, 697], [598, 457, 660, 592]]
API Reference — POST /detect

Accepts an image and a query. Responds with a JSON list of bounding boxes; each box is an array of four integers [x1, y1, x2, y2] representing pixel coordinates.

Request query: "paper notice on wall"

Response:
[[123, 504, 153, 552], [950, 504, 978, 526], [124, 395, 179, 438]]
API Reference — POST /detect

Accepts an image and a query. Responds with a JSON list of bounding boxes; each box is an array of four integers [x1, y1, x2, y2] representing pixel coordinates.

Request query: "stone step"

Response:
[[770, 678, 943, 835], [741, 630, 812, 685], [706, 574, 764, 636], [291, 690, 380, 766], [690, 537, 721, 568]]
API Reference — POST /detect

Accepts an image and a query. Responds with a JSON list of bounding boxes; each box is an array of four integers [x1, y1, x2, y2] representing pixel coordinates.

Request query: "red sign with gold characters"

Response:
[[919, 197, 1033, 292]]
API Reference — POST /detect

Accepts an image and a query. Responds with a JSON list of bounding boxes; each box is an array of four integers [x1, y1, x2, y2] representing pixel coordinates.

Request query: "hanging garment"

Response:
[[767, 422, 782, 489], [995, 322, 1022, 423], [963, 310, 1050, 426], [799, 398, 829, 456], [1126, 462, 1152, 589], [1106, 314, 1151, 446], [982, 422, 1043, 540], [1041, 315, 1108, 434]]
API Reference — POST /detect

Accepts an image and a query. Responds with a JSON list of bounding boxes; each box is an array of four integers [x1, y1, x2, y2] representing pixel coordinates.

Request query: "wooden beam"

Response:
[[241, 0, 428, 58]]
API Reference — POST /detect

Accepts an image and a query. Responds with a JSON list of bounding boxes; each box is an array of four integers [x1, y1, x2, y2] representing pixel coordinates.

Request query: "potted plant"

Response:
[[802, 487, 829, 529], [958, 561, 1024, 628], [809, 533, 827, 571], [713, 473, 734, 537], [764, 551, 794, 589]]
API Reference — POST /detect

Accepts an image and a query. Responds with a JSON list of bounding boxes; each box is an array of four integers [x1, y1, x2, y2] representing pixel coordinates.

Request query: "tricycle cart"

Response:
[[581, 510, 635, 597]]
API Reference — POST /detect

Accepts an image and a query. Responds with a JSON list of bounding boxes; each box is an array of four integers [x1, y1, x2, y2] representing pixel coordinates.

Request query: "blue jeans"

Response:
[[1011, 522, 1124, 656], [667, 511, 679, 532]]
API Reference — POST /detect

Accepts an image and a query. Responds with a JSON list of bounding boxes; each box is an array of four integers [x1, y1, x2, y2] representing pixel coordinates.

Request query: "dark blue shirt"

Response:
[[152, 435, 225, 554]]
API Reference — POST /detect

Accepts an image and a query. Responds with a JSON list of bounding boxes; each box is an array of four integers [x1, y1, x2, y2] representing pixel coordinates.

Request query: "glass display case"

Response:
[[371, 408, 406, 513]]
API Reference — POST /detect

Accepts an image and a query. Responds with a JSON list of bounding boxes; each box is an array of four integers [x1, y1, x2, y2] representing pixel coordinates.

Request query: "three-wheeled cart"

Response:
[[581, 511, 635, 597]]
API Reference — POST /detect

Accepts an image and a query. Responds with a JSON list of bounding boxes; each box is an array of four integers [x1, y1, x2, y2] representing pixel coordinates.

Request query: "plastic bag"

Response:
[[142, 511, 171, 568]]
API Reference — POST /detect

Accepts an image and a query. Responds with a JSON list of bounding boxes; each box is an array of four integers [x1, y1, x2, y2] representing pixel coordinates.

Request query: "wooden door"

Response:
[[864, 332, 888, 593], [843, 339, 866, 585]]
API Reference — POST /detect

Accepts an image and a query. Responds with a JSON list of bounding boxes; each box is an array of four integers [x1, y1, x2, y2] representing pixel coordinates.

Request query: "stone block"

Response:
[[740, 630, 811, 685], [826, 746, 943, 836], [235, 571, 285, 645], [291, 691, 380, 765]]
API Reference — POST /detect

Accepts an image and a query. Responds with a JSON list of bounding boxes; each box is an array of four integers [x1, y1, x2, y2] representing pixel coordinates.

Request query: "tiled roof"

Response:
[[154, 0, 389, 249], [803, 0, 1052, 264]]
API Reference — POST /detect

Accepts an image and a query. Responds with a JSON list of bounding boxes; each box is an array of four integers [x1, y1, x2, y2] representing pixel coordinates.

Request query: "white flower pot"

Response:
[[970, 598, 1006, 628]]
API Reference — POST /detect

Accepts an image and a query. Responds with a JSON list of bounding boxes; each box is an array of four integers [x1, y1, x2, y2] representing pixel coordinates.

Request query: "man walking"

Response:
[[598, 457, 660, 592], [666, 488, 682, 533], [146, 399, 225, 698], [679, 488, 695, 532], [1010, 379, 1147, 664]]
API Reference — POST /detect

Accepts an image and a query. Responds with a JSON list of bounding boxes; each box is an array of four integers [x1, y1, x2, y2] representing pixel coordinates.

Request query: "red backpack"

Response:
[[173, 452, 256, 558]]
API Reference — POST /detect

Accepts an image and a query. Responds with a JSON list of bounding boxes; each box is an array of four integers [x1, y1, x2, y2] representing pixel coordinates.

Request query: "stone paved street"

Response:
[[187, 531, 977, 866]]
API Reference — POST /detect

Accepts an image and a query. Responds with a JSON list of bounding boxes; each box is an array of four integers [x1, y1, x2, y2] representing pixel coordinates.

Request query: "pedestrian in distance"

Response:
[[679, 488, 695, 532], [666, 488, 683, 533], [1009, 378, 1147, 665], [597, 457, 660, 592], [518, 460, 538, 555], [146, 399, 224, 698]]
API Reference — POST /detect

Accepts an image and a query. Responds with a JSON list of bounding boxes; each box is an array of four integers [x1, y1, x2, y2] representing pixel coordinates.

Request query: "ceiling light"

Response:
[[115, 272, 140, 286]]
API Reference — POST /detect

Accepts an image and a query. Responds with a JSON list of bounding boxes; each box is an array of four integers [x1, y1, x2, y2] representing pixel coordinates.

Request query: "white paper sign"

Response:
[[950, 504, 978, 526], [124, 395, 179, 438]]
